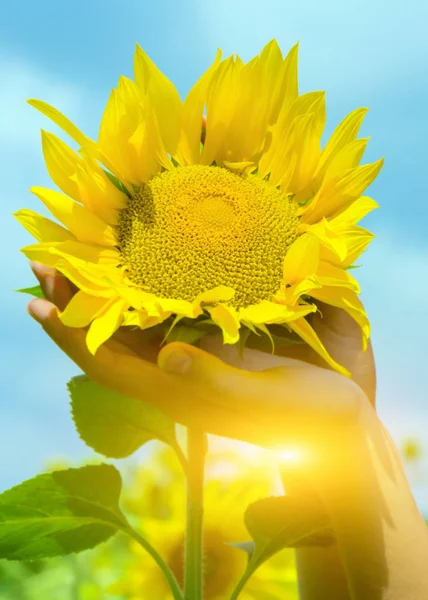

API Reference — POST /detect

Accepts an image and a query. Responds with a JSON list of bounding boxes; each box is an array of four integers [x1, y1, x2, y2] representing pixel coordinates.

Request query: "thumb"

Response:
[[157, 341, 364, 430]]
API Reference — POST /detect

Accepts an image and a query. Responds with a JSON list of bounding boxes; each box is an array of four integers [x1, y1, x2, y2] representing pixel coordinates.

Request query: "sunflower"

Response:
[[108, 443, 298, 599], [16, 40, 382, 376]]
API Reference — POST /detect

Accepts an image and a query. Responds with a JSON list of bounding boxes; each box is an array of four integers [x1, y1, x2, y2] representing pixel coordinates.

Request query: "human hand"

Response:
[[27, 262, 375, 451]]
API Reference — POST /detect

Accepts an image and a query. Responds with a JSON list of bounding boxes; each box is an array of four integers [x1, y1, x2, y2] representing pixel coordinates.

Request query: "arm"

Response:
[[27, 263, 428, 600]]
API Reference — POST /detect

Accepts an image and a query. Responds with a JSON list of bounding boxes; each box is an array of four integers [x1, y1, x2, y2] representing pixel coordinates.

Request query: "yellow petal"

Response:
[[59, 291, 111, 327], [134, 45, 182, 155], [14, 209, 75, 243], [75, 161, 126, 226], [48, 240, 119, 266], [27, 99, 92, 148], [41, 131, 81, 200], [330, 196, 378, 227], [288, 317, 350, 376], [201, 56, 241, 166], [304, 158, 384, 223], [283, 233, 320, 285], [273, 42, 299, 121], [86, 298, 127, 355], [54, 260, 113, 297], [194, 285, 236, 306], [309, 286, 370, 350], [281, 103, 324, 193], [322, 137, 369, 183], [239, 300, 316, 325], [316, 261, 360, 292], [301, 219, 349, 263], [207, 304, 240, 344], [98, 86, 142, 184], [275, 275, 322, 306], [31, 187, 118, 246], [178, 49, 222, 166], [316, 107, 368, 178], [331, 226, 375, 267], [261, 91, 324, 184]]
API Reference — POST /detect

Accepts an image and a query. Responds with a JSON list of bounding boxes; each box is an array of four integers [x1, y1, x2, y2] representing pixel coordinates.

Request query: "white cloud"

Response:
[[0, 55, 83, 152]]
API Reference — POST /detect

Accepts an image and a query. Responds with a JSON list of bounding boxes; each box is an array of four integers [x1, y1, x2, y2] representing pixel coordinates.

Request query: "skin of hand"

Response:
[[27, 262, 428, 600]]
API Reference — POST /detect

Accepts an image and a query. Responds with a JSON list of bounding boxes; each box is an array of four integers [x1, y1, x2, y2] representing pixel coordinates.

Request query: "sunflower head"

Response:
[[16, 40, 383, 375]]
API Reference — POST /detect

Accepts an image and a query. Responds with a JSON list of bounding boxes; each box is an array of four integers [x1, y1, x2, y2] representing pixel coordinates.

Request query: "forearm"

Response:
[[296, 545, 351, 600], [311, 412, 428, 600]]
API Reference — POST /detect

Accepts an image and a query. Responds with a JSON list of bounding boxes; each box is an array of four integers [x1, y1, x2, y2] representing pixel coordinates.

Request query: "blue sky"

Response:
[[1, 0, 427, 506]]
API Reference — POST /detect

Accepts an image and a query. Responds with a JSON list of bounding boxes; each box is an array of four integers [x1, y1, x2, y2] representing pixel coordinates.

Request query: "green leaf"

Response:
[[69, 375, 178, 459], [103, 170, 131, 198], [15, 285, 44, 299], [230, 495, 334, 599], [245, 496, 334, 562], [164, 324, 208, 345], [0, 465, 129, 560]]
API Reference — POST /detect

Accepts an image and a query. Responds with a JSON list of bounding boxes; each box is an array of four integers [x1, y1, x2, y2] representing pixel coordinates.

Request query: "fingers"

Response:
[[30, 262, 75, 310], [157, 340, 369, 446], [312, 303, 377, 407]]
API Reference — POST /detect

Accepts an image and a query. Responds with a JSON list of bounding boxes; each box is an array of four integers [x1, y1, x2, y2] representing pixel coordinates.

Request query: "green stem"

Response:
[[129, 529, 184, 600], [184, 427, 207, 600], [229, 567, 253, 600]]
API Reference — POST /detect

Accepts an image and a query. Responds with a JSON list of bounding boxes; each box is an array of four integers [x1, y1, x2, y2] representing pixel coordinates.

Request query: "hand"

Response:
[[27, 263, 428, 600], [27, 262, 374, 450]]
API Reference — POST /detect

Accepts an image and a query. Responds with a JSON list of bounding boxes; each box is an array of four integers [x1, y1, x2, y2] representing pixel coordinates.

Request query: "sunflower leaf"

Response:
[[230, 495, 334, 596], [15, 285, 45, 298], [244, 495, 334, 569], [164, 324, 207, 345], [69, 375, 177, 459], [0, 465, 128, 560], [103, 170, 131, 198]]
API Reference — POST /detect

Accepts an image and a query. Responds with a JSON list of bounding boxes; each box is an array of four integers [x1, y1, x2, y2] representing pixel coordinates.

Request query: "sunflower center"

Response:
[[118, 165, 299, 307]]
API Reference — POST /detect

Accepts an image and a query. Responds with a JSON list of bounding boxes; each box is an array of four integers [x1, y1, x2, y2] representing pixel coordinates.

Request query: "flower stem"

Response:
[[184, 427, 207, 600], [128, 529, 184, 600]]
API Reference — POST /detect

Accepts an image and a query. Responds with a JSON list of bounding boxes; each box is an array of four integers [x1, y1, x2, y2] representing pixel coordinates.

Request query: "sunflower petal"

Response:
[[316, 107, 369, 177], [31, 187, 118, 246], [134, 45, 182, 155], [201, 56, 241, 166], [59, 291, 111, 327], [316, 261, 360, 292], [239, 301, 316, 325], [283, 233, 320, 285], [330, 196, 379, 227], [27, 99, 92, 148], [207, 304, 240, 344], [310, 286, 370, 350], [41, 131, 81, 200], [289, 317, 350, 376], [304, 158, 384, 223], [86, 298, 127, 355], [178, 49, 222, 165], [14, 209, 75, 243]]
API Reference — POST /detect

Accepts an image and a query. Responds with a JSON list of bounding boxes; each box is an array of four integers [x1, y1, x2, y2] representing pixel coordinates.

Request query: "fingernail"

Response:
[[161, 350, 192, 374], [30, 261, 55, 281], [26, 298, 54, 323]]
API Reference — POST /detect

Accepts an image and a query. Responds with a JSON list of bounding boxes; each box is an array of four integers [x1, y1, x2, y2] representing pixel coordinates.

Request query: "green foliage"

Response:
[[245, 496, 334, 561], [103, 170, 131, 198], [15, 285, 44, 298], [230, 495, 333, 598], [0, 465, 128, 560], [69, 376, 178, 459]]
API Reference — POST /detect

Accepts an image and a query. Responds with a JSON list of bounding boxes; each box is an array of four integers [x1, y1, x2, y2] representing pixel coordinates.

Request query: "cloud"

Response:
[[0, 54, 83, 153]]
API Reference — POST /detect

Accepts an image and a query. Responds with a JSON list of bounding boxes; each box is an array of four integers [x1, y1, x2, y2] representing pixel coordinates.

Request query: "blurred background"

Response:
[[0, 0, 427, 597]]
